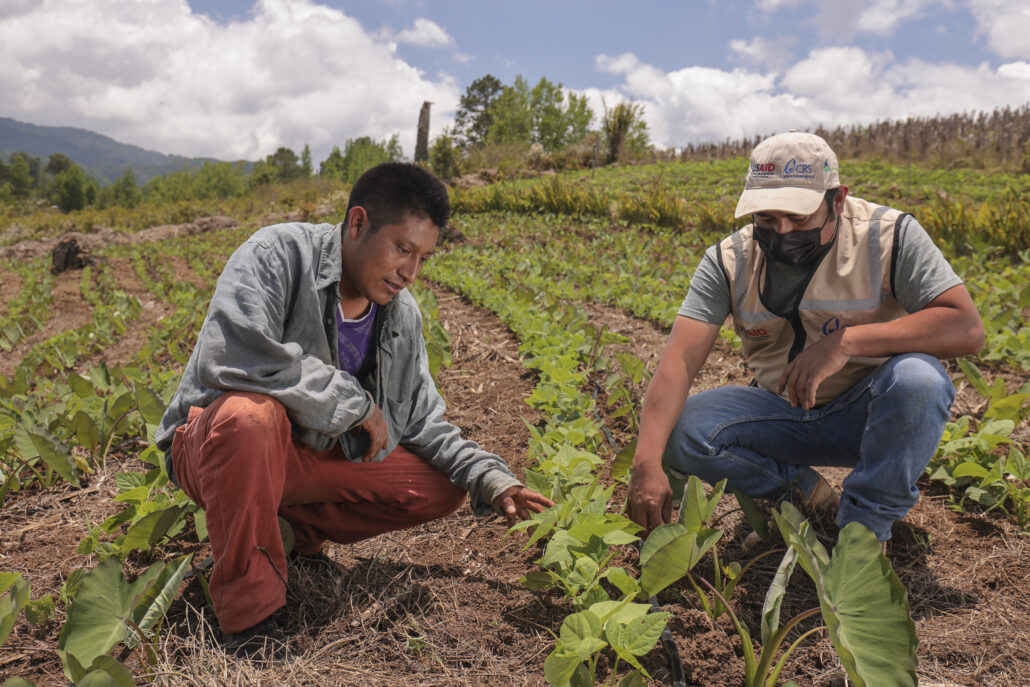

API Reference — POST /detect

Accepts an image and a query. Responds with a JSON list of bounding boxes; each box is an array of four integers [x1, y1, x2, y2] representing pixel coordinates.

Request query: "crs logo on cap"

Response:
[[783, 158, 813, 176]]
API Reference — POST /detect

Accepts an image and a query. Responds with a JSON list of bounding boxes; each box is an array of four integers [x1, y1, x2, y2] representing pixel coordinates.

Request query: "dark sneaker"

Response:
[[224, 617, 288, 660], [287, 549, 341, 575]]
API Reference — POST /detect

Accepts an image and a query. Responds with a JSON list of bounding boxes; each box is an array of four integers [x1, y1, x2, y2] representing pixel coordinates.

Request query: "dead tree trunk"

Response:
[[415, 101, 432, 163]]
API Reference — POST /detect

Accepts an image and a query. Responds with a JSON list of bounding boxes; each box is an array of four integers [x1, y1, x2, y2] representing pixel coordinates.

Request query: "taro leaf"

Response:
[[119, 505, 185, 553], [810, 522, 918, 687], [1, 575, 29, 649], [0, 572, 20, 596], [732, 487, 771, 544], [72, 411, 101, 451], [558, 610, 606, 659], [28, 431, 80, 488], [544, 647, 582, 686], [57, 558, 165, 678], [134, 384, 166, 426], [617, 670, 646, 687], [127, 555, 193, 648], [68, 372, 95, 399], [760, 546, 799, 647], [638, 524, 721, 598], [106, 391, 135, 425], [71, 655, 135, 687], [194, 509, 209, 543]]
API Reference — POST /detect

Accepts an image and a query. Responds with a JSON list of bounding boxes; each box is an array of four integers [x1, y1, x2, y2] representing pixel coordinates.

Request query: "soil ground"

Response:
[[2, 229, 1029, 686]]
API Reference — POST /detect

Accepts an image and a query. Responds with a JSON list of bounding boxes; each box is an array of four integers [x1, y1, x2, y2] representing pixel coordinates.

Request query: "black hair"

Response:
[[345, 162, 450, 232], [824, 188, 839, 213]]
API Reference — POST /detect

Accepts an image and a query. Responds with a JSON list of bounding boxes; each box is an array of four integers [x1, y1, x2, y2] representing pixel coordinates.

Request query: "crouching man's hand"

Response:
[[355, 404, 388, 462], [494, 486, 554, 527]]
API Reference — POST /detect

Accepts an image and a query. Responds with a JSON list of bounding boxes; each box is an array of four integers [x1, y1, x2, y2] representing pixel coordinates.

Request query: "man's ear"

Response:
[[834, 185, 849, 213], [346, 206, 368, 240]]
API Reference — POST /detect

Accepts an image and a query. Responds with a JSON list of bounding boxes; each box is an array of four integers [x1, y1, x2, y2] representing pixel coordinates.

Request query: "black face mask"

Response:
[[753, 213, 836, 269]]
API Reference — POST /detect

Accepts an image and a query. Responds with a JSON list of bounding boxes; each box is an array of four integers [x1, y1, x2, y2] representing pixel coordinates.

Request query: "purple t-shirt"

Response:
[[336, 302, 377, 376]]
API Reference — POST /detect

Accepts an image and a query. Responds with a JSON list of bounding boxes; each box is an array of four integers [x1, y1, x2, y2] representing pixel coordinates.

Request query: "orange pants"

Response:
[[171, 391, 466, 634]]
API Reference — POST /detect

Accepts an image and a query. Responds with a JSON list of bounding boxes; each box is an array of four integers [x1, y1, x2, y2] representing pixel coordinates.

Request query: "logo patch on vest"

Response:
[[821, 317, 841, 336], [740, 326, 770, 341]]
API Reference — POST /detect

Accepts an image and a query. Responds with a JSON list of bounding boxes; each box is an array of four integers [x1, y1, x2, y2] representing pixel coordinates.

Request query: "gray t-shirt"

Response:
[[678, 215, 963, 324]]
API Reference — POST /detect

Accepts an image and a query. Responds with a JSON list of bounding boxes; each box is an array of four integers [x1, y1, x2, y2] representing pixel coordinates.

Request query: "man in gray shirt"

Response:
[[158, 163, 552, 657], [627, 132, 983, 549]]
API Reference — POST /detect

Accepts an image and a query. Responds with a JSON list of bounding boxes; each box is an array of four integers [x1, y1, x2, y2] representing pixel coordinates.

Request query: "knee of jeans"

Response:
[[211, 391, 291, 436], [887, 355, 955, 406]]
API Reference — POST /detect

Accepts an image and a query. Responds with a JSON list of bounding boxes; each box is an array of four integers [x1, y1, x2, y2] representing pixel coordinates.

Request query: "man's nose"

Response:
[[398, 256, 419, 282], [774, 216, 794, 234]]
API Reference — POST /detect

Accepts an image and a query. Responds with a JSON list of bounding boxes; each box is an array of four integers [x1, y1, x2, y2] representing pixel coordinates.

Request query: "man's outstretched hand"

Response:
[[494, 486, 554, 527]]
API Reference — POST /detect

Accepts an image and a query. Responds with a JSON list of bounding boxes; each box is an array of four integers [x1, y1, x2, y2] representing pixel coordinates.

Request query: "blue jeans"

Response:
[[663, 353, 955, 541]]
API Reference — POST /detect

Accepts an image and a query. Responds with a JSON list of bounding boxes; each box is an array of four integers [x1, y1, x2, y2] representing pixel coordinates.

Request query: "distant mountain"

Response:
[[0, 116, 249, 185]]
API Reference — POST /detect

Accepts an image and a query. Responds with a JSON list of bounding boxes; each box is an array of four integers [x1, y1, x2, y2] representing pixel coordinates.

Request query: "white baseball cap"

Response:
[[734, 131, 841, 219]]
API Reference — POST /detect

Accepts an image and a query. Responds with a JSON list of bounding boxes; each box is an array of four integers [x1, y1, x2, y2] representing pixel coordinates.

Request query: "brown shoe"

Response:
[[797, 474, 840, 518], [224, 617, 288, 660]]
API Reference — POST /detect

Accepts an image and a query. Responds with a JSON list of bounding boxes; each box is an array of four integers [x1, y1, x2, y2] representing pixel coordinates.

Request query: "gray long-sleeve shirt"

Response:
[[156, 221, 521, 513]]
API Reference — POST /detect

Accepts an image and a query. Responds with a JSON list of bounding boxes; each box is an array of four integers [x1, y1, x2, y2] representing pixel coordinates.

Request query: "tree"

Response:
[[319, 136, 404, 183], [266, 147, 302, 181], [300, 144, 313, 177], [529, 77, 593, 151], [10, 152, 42, 189], [45, 153, 74, 177], [110, 169, 141, 208], [454, 74, 503, 147], [8, 155, 33, 198], [51, 164, 88, 212], [488, 75, 533, 145], [429, 133, 461, 179]]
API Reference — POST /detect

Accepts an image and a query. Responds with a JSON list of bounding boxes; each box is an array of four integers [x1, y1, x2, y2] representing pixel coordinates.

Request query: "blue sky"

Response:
[[3, 0, 1029, 163]]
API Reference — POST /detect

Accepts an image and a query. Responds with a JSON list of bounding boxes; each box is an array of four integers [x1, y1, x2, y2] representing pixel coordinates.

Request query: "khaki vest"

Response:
[[718, 196, 909, 405]]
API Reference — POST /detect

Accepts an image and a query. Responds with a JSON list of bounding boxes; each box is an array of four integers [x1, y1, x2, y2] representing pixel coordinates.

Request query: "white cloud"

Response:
[[0, 0, 460, 162], [855, 0, 942, 33], [968, 0, 1030, 59], [595, 48, 1030, 149], [728, 37, 794, 71], [389, 18, 454, 48]]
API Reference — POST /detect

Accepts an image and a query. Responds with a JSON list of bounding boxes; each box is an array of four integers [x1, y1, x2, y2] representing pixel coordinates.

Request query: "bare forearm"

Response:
[[634, 365, 694, 470], [840, 287, 984, 360]]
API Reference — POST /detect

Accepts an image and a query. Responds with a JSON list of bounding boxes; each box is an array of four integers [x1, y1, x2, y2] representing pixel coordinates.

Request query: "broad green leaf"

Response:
[[639, 526, 721, 597], [134, 384, 166, 425], [0, 573, 20, 596], [611, 439, 636, 480], [733, 488, 771, 543], [2, 677, 36, 687], [68, 372, 95, 399], [816, 523, 918, 687], [521, 570, 559, 591], [75, 655, 135, 687], [606, 611, 669, 657], [558, 610, 606, 659], [952, 462, 989, 479], [72, 411, 101, 451], [544, 648, 582, 686], [1, 576, 29, 649], [760, 546, 798, 647], [57, 558, 166, 678], [128, 555, 193, 647], [617, 670, 646, 687], [588, 600, 651, 625], [956, 358, 989, 398], [28, 432, 80, 487], [602, 567, 641, 597], [120, 506, 185, 553], [638, 522, 686, 567], [566, 556, 600, 590], [107, 391, 135, 425], [194, 509, 208, 543]]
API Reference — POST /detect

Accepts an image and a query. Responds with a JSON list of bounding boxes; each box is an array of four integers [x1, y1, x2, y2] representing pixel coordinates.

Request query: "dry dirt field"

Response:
[[1, 230, 1028, 687]]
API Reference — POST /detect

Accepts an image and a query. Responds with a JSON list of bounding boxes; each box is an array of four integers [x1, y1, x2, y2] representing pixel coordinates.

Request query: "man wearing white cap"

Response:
[[627, 131, 984, 545]]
